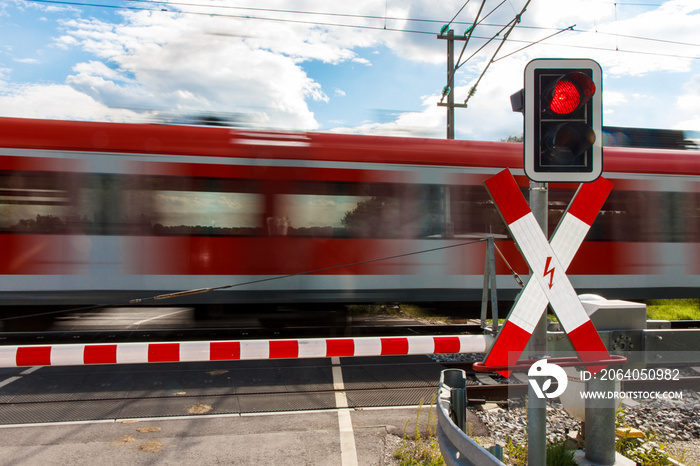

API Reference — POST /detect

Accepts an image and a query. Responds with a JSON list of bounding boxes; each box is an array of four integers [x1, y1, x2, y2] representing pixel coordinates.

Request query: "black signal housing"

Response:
[[524, 59, 603, 183]]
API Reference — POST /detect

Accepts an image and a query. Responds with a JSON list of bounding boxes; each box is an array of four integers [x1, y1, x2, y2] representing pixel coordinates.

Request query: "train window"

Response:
[[81, 174, 124, 235], [451, 185, 510, 239], [453, 184, 683, 243], [657, 192, 685, 243], [123, 176, 264, 236], [276, 181, 428, 238], [0, 171, 86, 234], [676, 191, 700, 243], [152, 191, 262, 235], [552, 188, 686, 243], [588, 190, 661, 242], [420, 185, 447, 238], [276, 193, 371, 237], [548, 187, 577, 236]]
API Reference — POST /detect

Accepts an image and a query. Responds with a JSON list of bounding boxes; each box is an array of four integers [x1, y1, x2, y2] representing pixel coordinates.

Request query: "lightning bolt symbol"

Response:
[[543, 256, 555, 289]]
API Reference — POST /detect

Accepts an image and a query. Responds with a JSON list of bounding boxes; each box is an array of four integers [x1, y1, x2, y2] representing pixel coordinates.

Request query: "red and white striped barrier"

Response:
[[483, 170, 611, 376], [0, 335, 493, 368]]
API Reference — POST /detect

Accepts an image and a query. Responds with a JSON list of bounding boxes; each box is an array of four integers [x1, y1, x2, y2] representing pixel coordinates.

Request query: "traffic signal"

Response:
[[524, 59, 602, 183]]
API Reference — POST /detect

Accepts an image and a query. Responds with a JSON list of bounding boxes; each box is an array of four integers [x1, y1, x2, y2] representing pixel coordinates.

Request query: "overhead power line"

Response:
[[446, 0, 471, 29], [463, 0, 532, 107], [27, 0, 700, 60], [493, 24, 574, 62], [122, 0, 700, 49], [27, 0, 463, 36]]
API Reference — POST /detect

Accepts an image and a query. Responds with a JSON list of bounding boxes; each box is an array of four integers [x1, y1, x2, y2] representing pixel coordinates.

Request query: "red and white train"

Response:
[[1, 117, 699, 315]]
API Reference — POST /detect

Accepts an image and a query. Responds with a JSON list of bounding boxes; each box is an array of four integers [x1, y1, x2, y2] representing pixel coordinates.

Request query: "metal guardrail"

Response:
[[437, 369, 505, 466]]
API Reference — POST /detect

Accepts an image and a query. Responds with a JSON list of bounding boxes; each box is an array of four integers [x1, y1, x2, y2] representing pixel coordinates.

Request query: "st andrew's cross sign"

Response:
[[482, 169, 613, 377]]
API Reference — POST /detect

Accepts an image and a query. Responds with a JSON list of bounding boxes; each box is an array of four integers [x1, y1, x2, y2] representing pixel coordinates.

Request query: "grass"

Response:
[[615, 407, 680, 465], [394, 396, 445, 466], [645, 299, 700, 320], [503, 437, 527, 465], [546, 442, 577, 466], [350, 299, 700, 322], [349, 303, 448, 323]]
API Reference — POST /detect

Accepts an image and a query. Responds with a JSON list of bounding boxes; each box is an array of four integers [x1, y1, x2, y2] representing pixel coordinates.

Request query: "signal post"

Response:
[[506, 58, 607, 464]]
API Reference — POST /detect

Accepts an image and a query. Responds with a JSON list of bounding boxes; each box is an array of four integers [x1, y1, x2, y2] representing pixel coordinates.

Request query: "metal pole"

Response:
[[527, 382, 547, 465], [527, 180, 548, 465], [585, 376, 617, 464], [479, 237, 499, 333], [441, 29, 455, 238], [447, 29, 455, 140], [527, 181, 548, 353]]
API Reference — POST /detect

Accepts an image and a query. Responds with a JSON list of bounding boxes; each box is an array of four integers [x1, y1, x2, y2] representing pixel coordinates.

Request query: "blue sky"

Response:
[[305, 46, 441, 129], [1, 0, 699, 141]]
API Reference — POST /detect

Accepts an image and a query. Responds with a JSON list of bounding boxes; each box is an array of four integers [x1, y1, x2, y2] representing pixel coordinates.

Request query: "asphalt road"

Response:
[[0, 307, 489, 464], [0, 355, 486, 465]]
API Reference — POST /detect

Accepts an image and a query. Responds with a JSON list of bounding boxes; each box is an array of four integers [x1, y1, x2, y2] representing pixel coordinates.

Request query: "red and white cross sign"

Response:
[[483, 169, 612, 376]]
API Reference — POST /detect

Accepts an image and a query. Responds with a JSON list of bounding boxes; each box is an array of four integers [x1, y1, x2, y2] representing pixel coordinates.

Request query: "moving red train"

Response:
[[1, 117, 699, 317]]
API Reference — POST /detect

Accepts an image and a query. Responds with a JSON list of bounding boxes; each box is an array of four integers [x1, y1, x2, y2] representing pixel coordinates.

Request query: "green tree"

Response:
[[341, 196, 400, 237], [500, 134, 524, 142]]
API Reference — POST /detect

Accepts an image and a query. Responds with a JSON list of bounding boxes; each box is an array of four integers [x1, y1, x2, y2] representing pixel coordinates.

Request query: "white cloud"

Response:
[[71, 60, 128, 82], [352, 57, 371, 66], [13, 58, 40, 64], [54, 34, 79, 49], [330, 93, 445, 139], [0, 67, 11, 85], [603, 91, 628, 107], [49, 11, 336, 129], [0, 83, 148, 121], [673, 74, 700, 129]]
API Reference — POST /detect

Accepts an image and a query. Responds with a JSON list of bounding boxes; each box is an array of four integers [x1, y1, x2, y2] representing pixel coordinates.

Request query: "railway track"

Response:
[[0, 323, 484, 345], [3, 321, 700, 345], [443, 361, 700, 400], [2, 352, 698, 425]]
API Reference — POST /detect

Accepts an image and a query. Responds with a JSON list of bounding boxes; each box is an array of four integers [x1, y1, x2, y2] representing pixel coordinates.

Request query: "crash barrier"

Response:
[[437, 369, 505, 466], [0, 334, 494, 367]]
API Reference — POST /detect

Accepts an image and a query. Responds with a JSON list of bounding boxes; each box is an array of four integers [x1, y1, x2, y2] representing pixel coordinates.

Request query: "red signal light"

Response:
[[550, 80, 580, 114], [545, 72, 596, 115]]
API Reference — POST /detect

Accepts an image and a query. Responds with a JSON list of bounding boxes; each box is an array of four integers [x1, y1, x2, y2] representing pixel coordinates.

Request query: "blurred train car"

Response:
[[1, 117, 700, 319]]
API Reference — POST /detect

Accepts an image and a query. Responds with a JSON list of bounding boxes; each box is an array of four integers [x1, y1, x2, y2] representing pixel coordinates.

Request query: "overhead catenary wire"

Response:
[[463, 0, 532, 107], [127, 0, 700, 49], [27, 0, 443, 36], [457, 16, 515, 69], [492, 24, 575, 62], [118, 0, 700, 48], [26, 0, 700, 60], [122, 0, 700, 49], [446, 0, 471, 30]]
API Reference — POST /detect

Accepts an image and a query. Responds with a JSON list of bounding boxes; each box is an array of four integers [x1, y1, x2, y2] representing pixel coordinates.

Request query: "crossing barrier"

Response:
[[0, 334, 493, 367]]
